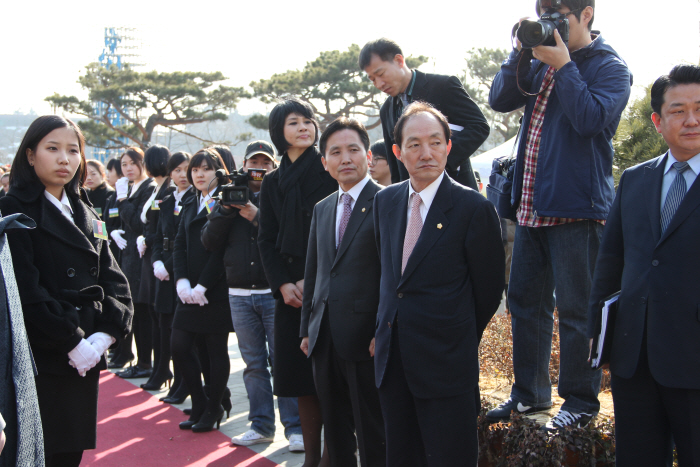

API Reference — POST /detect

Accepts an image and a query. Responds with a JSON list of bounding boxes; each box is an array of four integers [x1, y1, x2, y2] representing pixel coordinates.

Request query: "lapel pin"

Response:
[[362, 208, 366, 212], [437, 223, 443, 229]]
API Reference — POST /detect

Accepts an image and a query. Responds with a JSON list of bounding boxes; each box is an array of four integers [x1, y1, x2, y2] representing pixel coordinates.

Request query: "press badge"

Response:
[[108, 208, 119, 218], [152, 199, 161, 210], [205, 198, 216, 214], [174, 204, 182, 216], [95, 207, 103, 216], [92, 219, 109, 240]]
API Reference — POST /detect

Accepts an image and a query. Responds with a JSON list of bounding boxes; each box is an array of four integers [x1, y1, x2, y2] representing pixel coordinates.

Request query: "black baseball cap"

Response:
[[244, 140, 277, 163]]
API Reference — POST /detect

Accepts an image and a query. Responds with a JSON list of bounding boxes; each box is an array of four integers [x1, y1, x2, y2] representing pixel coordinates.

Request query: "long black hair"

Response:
[[10, 115, 87, 194]]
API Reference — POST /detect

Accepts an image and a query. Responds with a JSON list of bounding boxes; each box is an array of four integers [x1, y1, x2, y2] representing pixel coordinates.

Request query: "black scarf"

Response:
[[275, 146, 320, 258]]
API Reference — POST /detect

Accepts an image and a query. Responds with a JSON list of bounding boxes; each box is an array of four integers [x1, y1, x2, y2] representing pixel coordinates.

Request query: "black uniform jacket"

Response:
[[152, 188, 194, 313], [172, 188, 228, 306], [0, 182, 133, 376], [380, 70, 490, 189]]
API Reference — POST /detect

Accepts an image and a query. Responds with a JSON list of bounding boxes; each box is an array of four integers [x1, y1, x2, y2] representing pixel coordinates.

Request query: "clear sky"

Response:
[[2, 0, 698, 116]]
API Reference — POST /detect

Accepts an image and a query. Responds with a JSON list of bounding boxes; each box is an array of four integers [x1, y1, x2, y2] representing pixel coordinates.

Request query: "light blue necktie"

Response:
[[660, 161, 690, 233]]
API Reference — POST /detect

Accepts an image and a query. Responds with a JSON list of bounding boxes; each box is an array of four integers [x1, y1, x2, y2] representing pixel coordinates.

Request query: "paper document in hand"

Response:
[[591, 292, 620, 369]]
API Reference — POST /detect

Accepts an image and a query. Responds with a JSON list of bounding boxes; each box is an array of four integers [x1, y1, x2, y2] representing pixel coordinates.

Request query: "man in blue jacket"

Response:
[[486, 0, 632, 429]]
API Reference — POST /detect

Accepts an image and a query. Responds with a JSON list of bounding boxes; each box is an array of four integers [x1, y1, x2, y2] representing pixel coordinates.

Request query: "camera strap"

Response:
[[516, 50, 549, 97]]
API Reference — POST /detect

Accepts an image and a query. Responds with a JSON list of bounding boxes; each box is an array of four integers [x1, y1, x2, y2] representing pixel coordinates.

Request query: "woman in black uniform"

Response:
[[84, 159, 114, 220], [0, 115, 133, 467], [114, 148, 157, 378], [258, 97, 337, 466], [171, 149, 232, 432], [149, 152, 193, 399]]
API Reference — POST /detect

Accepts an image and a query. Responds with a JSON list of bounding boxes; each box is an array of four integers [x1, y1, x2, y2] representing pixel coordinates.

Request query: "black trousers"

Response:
[[45, 451, 83, 467], [133, 302, 153, 368], [312, 314, 385, 467], [612, 342, 700, 466], [378, 325, 478, 467]]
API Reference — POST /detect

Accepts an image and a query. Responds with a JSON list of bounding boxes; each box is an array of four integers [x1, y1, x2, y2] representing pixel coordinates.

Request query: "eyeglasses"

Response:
[[369, 157, 387, 166]]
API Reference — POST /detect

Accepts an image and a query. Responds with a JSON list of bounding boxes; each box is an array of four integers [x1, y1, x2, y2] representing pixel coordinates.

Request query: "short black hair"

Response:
[[10, 115, 86, 194], [167, 151, 191, 176], [359, 38, 403, 71], [651, 65, 700, 115], [268, 97, 320, 155], [319, 117, 370, 156], [370, 139, 387, 158], [394, 101, 451, 147], [210, 145, 236, 173], [187, 148, 228, 189], [144, 144, 170, 177], [106, 157, 123, 177], [538, 0, 595, 30], [120, 147, 145, 176]]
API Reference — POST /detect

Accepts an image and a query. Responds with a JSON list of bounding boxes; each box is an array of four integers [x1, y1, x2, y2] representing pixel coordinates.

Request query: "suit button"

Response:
[[388, 322, 391, 328], [398, 293, 403, 298], [67, 268, 75, 278], [331, 272, 337, 278], [640, 297, 647, 304], [652, 260, 659, 266], [252, 285, 256, 289], [90, 267, 98, 277], [251, 237, 255, 241], [250, 262, 254, 266], [288, 257, 293, 263], [323, 298, 327, 305]]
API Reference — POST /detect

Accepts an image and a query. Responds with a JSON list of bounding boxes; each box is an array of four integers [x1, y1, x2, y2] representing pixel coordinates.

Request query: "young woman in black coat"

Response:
[[171, 149, 232, 432], [258, 97, 337, 466], [136, 145, 173, 390], [84, 159, 114, 220], [149, 152, 193, 400], [0, 115, 133, 467], [112, 148, 157, 377]]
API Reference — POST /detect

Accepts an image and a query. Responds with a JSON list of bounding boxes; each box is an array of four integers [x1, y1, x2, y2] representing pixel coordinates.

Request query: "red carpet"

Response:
[[81, 371, 279, 467]]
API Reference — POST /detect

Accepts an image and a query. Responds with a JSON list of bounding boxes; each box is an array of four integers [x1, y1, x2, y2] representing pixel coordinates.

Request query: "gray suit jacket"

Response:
[[300, 180, 382, 361]]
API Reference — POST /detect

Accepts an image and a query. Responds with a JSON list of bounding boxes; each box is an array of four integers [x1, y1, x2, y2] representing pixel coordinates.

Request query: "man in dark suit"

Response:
[[360, 38, 490, 189], [588, 65, 700, 466], [300, 117, 385, 467], [373, 102, 504, 466]]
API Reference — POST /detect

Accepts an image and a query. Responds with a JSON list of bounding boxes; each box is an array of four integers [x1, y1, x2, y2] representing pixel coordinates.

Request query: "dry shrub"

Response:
[[480, 311, 611, 392]]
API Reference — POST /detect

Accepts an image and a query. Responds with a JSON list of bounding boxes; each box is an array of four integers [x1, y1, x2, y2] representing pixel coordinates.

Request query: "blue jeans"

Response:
[[508, 221, 603, 414], [229, 293, 301, 438]]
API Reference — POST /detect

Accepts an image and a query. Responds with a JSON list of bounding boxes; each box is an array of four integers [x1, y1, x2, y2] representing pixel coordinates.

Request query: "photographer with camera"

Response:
[[486, 0, 631, 430], [201, 141, 303, 449]]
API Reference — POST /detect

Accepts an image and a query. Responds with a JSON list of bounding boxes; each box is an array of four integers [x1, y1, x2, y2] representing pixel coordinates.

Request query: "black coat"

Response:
[[588, 153, 700, 387], [201, 194, 269, 289], [85, 182, 114, 220], [301, 180, 383, 361], [104, 190, 122, 262], [380, 70, 490, 189], [172, 189, 231, 333], [138, 181, 173, 305], [0, 183, 133, 377], [117, 178, 156, 300], [258, 149, 338, 297], [152, 188, 194, 313]]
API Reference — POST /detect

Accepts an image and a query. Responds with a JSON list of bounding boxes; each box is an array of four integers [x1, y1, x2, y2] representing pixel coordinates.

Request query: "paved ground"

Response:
[[111, 334, 309, 467]]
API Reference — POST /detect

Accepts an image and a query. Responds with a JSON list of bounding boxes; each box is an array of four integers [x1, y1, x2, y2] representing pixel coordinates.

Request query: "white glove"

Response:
[[87, 332, 116, 357], [68, 339, 101, 377], [153, 260, 169, 281], [191, 284, 209, 306], [137, 235, 146, 258], [177, 278, 193, 304], [115, 177, 129, 200], [110, 229, 127, 250]]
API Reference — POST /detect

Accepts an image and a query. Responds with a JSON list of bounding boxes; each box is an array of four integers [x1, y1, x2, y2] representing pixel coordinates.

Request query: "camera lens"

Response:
[[517, 19, 555, 48]]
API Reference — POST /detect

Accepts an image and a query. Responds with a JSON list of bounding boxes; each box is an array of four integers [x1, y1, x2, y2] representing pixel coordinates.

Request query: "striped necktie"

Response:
[[660, 161, 690, 233], [402, 193, 423, 274]]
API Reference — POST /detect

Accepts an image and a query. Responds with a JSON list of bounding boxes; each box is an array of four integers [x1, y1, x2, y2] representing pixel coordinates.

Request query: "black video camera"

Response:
[[214, 168, 266, 206], [516, 0, 570, 48]]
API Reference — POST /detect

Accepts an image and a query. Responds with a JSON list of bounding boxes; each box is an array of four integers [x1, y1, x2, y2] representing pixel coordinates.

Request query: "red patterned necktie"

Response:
[[337, 193, 352, 248], [402, 193, 423, 274]]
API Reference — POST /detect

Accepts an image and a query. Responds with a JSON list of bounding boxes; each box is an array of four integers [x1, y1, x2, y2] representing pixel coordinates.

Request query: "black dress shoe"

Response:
[[108, 358, 133, 369], [117, 365, 152, 379]]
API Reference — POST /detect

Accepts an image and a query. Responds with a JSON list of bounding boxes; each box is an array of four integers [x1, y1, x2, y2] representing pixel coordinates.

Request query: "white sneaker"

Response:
[[288, 433, 305, 452], [231, 430, 274, 446]]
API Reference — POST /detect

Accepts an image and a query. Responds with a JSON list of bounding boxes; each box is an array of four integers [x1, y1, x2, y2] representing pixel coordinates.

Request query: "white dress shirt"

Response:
[[407, 172, 445, 226], [129, 178, 147, 198], [660, 151, 700, 212], [335, 175, 371, 248], [44, 189, 74, 224]]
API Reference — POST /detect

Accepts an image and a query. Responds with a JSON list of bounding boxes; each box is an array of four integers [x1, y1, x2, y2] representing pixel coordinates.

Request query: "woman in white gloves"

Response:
[[113, 148, 156, 378], [0, 115, 133, 467], [171, 149, 232, 433]]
